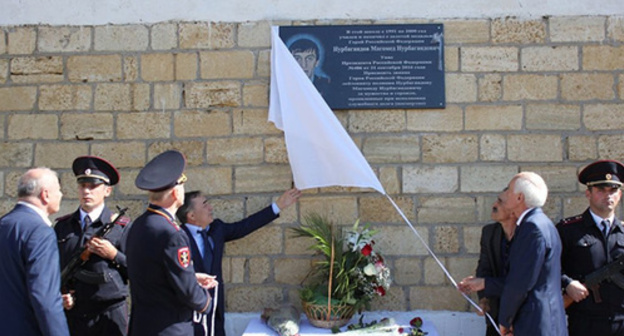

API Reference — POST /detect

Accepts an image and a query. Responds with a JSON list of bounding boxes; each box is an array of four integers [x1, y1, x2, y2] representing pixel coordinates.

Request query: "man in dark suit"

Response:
[[55, 156, 131, 335], [124, 150, 217, 336], [176, 188, 301, 336], [557, 160, 624, 336], [0, 168, 70, 336]]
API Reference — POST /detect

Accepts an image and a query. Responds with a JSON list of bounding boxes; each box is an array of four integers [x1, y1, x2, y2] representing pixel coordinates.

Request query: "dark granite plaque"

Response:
[[280, 24, 445, 110]]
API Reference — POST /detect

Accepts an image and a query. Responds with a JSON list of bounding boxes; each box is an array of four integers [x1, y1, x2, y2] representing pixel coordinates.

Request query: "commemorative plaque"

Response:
[[280, 24, 445, 110]]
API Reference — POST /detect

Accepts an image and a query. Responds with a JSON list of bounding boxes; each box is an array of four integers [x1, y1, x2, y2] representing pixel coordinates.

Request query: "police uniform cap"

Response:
[[135, 150, 187, 191], [73, 156, 119, 186], [578, 159, 624, 188]]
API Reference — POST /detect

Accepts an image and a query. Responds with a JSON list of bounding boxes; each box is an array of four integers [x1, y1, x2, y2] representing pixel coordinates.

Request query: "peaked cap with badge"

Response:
[[578, 159, 624, 188], [135, 150, 187, 192], [73, 155, 120, 186]]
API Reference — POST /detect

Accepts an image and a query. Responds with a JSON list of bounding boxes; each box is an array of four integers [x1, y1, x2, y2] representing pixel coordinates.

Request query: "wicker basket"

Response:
[[301, 300, 355, 329]]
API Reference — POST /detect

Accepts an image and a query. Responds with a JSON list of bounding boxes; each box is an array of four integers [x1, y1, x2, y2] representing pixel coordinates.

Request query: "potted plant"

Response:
[[292, 213, 391, 329]]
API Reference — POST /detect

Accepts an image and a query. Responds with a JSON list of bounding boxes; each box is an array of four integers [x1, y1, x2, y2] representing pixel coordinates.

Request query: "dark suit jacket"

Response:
[[0, 204, 70, 336], [182, 205, 278, 336], [498, 208, 568, 336], [476, 223, 505, 336]]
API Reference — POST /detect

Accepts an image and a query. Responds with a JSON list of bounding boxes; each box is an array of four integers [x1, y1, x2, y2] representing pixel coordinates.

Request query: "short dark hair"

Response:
[[176, 191, 203, 224], [289, 38, 319, 60]]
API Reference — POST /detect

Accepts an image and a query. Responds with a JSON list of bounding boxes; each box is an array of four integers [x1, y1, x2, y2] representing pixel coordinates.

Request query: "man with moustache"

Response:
[[558, 160, 624, 336]]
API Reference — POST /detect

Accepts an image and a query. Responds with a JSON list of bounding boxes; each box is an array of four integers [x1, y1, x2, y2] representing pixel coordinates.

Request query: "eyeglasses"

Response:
[[176, 173, 187, 185]]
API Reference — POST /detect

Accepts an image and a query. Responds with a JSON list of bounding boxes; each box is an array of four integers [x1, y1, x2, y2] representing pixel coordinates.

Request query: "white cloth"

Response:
[[268, 26, 384, 195]]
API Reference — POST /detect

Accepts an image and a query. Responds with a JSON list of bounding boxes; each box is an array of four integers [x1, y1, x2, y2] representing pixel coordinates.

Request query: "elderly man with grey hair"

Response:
[[459, 172, 567, 336]]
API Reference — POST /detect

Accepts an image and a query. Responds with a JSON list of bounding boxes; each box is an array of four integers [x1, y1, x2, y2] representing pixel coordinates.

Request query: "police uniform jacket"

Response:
[[557, 208, 624, 318], [55, 206, 130, 311], [0, 204, 70, 336], [125, 204, 210, 336], [182, 205, 279, 336]]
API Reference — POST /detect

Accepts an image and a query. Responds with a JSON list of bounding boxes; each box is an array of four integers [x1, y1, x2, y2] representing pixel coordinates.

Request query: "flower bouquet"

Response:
[[292, 213, 391, 328]]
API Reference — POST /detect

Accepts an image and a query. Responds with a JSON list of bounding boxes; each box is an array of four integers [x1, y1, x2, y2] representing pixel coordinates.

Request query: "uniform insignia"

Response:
[[559, 215, 583, 226], [607, 173, 612, 180], [85, 168, 92, 175], [178, 247, 190, 268], [111, 213, 131, 226]]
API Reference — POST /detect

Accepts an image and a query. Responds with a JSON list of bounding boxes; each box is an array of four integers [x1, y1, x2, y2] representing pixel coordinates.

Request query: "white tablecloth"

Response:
[[243, 313, 439, 336]]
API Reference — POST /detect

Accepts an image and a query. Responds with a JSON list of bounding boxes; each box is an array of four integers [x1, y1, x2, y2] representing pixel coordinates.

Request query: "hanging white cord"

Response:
[[384, 194, 501, 336], [195, 282, 219, 336]]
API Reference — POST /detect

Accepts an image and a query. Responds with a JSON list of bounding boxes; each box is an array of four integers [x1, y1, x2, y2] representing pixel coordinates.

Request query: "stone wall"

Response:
[[0, 16, 623, 313]]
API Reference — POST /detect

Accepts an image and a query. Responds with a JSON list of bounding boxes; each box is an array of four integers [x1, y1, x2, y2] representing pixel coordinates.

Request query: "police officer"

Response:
[[558, 159, 624, 336], [55, 156, 131, 335], [124, 150, 216, 336]]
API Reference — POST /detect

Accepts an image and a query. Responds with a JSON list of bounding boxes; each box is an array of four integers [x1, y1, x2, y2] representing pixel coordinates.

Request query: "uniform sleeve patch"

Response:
[[178, 247, 191, 268]]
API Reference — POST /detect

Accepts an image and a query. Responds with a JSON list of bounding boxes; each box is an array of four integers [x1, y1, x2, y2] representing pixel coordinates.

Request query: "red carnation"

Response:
[[375, 286, 386, 296], [361, 244, 373, 256], [410, 317, 423, 328]]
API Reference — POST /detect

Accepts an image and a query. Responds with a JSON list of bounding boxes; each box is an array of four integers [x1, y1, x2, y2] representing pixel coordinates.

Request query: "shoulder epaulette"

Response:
[[559, 214, 583, 226], [55, 213, 73, 222], [110, 214, 131, 226]]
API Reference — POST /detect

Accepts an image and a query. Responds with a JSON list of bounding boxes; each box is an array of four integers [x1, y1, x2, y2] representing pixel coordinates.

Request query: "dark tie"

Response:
[[199, 229, 213, 273], [602, 219, 610, 237], [83, 215, 92, 230]]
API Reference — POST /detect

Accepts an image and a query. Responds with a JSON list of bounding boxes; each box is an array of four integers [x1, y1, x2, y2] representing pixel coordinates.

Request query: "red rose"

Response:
[[398, 327, 404, 333], [361, 244, 373, 256], [376, 286, 386, 296], [410, 317, 423, 328]]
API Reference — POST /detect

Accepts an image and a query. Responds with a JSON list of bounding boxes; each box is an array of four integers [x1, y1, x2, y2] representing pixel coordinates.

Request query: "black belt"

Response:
[[74, 269, 112, 284]]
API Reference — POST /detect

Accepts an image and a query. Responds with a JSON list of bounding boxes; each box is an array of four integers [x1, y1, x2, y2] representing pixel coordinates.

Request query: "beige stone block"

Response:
[[424, 257, 448, 285], [620, 74, 624, 100], [599, 135, 624, 159], [608, 16, 624, 42], [0, 87, 37, 111], [154, 83, 181, 110], [151, 22, 177, 50], [583, 45, 624, 71], [550, 16, 606, 42], [403, 165, 458, 193], [562, 196, 589, 218], [478, 195, 501, 221], [523, 165, 578, 193], [0, 59, 7, 83], [243, 82, 269, 107], [348, 110, 405, 133], [521, 46, 579, 71], [180, 22, 235, 49], [123, 56, 138, 82], [394, 257, 422, 285], [60, 113, 113, 140], [526, 104, 580, 130], [492, 18, 546, 44], [0, 143, 33, 167], [8, 114, 57, 139], [285, 229, 314, 255], [133, 83, 151, 111], [232, 108, 280, 135], [211, 197, 244, 222], [109, 169, 140, 196], [206, 138, 263, 164], [561, 73, 615, 101], [264, 137, 288, 164], [227, 226, 282, 255], [406, 105, 462, 131], [444, 47, 459, 72], [34, 143, 88, 168], [148, 141, 205, 166], [379, 226, 429, 256], [299, 196, 358, 225], [448, 257, 479, 282], [118, 112, 171, 139], [480, 134, 506, 161], [379, 166, 400, 195], [174, 110, 231, 137], [503, 74, 558, 101], [141, 53, 174, 81], [225, 257, 246, 284], [446, 73, 477, 103], [422, 134, 478, 163], [444, 20, 490, 44], [238, 22, 271, 48], [478, 74, 502, 102], [508, 135, 562, 162], [257, 49, 271, 78], [0, 30, 5, 54], [567, 136, 597, 161], [419, 197, 478, 224], [8, 27, 36, 54], [94, 25, 148, 51], [461, 47, 518, 72], [460, 165, 518, 192], [409, 286, 468, 310], [184, 82, 241, 108], [465, 105, 522, 130], [200, 51, 255, 79], [38, 26, 91, 52], [40, 85, 91, 111], [226, 286, 283, 312], [10, 56, 63, 83], [464, 225, 483, 254], [249, 257, 270, 284], [274, 257, 312, 285], [68, 55, 122, 82], [235, 166, 293, 193], [363, 135, 420, 163], [91, 142, 146, 168], [185, 166, 232, 195], [360, 196, 415, 223], [175, 52, 198, 80], [94, 83, 132, 111], [371, 286, 407, 311]]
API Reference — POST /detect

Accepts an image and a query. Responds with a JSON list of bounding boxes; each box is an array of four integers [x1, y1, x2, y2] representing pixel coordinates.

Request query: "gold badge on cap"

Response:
[[85, 168, 92, 175], [607, 173, 613, 180]]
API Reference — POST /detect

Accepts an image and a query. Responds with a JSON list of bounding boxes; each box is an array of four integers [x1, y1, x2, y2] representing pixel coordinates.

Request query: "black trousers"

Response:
[[66, 300, 128, 336], [568, 314, 624, 336]]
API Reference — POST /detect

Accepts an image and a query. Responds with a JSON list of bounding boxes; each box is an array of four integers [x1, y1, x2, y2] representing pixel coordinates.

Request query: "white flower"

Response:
[[363, 263, 378, 276]]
